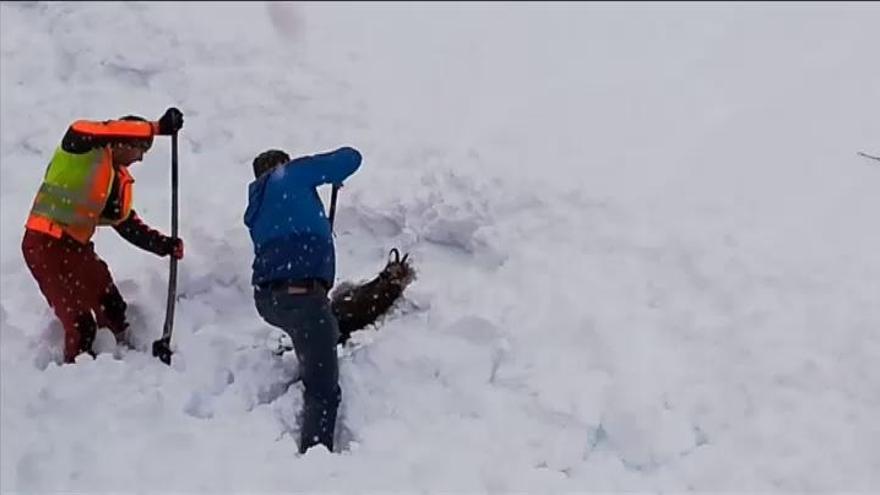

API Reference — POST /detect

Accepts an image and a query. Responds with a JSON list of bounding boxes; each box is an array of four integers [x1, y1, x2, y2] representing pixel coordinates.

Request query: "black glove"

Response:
[[156, 107, 184, 135], [159, 236, 184, 259]]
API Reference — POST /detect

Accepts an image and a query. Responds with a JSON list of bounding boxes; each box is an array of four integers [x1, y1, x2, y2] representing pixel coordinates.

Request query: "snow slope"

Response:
[[2, 2, 879, 492]]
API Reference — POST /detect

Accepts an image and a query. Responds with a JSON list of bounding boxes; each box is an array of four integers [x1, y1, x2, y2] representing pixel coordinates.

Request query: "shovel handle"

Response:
[[154, 131, 179, 365], [328, 184, 340, 232]]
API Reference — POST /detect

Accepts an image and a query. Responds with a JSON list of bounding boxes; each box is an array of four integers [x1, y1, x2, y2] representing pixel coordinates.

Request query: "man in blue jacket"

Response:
[[244, 146, 362, 454]]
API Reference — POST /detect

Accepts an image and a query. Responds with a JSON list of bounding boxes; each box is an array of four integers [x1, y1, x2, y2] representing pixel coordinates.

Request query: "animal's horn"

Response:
[[388, 248, 400, 263]]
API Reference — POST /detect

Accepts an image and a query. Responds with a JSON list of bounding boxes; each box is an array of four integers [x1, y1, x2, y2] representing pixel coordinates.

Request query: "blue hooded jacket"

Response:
[[244, 147, 361, 287]]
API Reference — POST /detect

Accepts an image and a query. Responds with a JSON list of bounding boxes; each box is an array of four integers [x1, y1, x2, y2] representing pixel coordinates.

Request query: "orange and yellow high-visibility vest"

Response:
[[25, 119, 154, 243]]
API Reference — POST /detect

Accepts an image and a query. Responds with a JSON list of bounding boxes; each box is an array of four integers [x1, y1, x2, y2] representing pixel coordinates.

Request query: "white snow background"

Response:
[[2, 2, 879, 493]]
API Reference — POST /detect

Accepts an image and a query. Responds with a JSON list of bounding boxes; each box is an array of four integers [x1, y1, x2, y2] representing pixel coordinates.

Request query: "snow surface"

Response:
[[2, 1, 880, 492]]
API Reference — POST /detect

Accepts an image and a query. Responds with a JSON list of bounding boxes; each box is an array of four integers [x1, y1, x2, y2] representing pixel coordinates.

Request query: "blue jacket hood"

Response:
[[244, 173, 270, 228]]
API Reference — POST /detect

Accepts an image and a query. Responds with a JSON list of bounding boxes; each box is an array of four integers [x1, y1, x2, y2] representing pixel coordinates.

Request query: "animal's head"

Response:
[[380, 248, 416, 288]]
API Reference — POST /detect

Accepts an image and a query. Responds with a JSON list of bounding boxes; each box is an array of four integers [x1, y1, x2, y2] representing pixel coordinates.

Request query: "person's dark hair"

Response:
[[118, 114, 153, 150], [253, 149, 291, 178]]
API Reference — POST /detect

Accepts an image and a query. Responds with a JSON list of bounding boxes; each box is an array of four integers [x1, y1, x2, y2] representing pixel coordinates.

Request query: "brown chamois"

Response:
[[330, 248, 416, 345]]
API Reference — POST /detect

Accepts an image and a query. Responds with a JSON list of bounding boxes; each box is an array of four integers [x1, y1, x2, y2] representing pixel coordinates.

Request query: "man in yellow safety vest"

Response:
[[22, 108, 185, 363]]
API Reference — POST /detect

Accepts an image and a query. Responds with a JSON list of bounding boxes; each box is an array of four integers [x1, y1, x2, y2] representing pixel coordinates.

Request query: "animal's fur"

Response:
[[330, 248, 416, 345]]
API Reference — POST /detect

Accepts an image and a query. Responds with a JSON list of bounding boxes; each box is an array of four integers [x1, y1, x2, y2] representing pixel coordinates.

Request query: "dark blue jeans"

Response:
[[254, 287, 341, 454]]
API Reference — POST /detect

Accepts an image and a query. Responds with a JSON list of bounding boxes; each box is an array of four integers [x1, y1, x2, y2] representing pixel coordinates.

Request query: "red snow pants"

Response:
[[22, 229, 129, 363]]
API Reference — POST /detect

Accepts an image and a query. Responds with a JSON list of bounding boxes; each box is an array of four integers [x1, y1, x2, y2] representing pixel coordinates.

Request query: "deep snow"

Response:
[[2, 2, 879, 492]]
